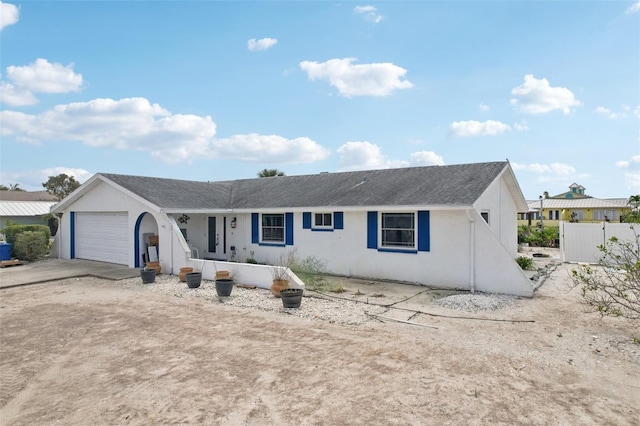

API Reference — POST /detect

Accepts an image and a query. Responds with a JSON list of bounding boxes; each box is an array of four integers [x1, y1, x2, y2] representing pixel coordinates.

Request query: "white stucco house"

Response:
[[50, 161, 534, 296]]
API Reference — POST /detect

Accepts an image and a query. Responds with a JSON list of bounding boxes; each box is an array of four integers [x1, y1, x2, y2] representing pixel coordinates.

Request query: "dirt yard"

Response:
[[1, 263, 638, 425]]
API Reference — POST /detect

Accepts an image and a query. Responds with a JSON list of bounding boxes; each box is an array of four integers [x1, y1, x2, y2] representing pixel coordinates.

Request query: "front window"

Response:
[[593, 210, 618, 221], [314, 213, 332, 227], [262, 214, 284, 242], [381, 212, 415, 248]]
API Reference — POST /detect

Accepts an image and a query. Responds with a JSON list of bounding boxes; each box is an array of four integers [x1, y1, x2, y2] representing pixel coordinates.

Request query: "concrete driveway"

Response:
[[0, 258, 139, 289]]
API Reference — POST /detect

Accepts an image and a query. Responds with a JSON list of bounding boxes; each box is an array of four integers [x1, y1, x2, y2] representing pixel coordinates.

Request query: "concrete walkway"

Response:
[[0, 258, 140, 289]]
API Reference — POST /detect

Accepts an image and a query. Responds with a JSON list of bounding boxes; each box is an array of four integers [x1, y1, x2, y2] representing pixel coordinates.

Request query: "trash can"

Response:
[[0, 243, 12, 261]]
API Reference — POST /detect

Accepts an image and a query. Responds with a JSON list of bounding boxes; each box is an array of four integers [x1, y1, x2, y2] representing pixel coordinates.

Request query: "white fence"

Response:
[[560, 221, 639, 263]]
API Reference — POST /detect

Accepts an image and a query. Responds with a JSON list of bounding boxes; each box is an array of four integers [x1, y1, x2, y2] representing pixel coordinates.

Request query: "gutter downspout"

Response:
[[55, 212, 63, 260], [466, 209, 475, 293], [160, 212, 174, 275]]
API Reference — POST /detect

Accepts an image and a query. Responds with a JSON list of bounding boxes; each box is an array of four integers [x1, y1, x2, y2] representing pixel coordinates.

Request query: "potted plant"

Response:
[[185, 261, 205, 289], [140, 264, 156, 284], [215, 275, 234, 297], [211, 260, 234, 296], [280, 287, 303, 308], [269, 249, 296, 297], [178, 266, 194, 282]]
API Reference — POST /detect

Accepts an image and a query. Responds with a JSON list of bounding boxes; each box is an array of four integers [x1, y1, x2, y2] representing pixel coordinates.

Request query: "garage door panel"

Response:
[[76, 212, 129, 264]]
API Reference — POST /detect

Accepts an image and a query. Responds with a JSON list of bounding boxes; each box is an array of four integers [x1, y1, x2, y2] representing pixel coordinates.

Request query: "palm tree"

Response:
[[629, 195, 640, 210], [257, 168, 285, 178], [9, 183, 25, 191]]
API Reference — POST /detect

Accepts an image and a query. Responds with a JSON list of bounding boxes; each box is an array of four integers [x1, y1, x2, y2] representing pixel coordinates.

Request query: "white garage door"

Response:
[[75, 212, 129, 265]]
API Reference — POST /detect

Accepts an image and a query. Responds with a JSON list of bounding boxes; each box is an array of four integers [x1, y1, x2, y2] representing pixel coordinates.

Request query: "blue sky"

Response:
[[1, 1, 639, 200]]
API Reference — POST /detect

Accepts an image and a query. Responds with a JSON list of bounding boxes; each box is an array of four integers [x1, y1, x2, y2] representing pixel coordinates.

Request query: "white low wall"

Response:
[[183, 259, 304, 290]]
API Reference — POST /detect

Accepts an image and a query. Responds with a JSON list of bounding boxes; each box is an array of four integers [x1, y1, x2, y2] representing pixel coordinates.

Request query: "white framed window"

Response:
[[314, 213, 332, 227], [381, 212, 415, 249], [593, 210, 618, 220], [570, 210, 584, 221], [262, 213, 284, 243]]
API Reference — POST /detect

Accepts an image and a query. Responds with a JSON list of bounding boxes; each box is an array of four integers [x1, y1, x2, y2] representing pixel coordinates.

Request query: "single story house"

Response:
[[0, 191, 58, 231], [50, 161, 534, 296]]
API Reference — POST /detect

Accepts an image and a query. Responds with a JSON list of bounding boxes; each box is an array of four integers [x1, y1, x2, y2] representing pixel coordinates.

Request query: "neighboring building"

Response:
[[550, 183, 589, 199], [0, 191, 58, 231], [51, 161, 534, 296], [518, 184, 631, 227]]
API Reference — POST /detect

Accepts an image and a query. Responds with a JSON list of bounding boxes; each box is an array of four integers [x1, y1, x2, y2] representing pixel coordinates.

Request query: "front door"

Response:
[[208, 216, 228, 260]]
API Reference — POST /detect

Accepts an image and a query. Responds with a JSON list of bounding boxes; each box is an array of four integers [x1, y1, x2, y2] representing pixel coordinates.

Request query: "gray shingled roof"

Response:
[[0, 190, 57, 201], [101, 161, 509, 210]]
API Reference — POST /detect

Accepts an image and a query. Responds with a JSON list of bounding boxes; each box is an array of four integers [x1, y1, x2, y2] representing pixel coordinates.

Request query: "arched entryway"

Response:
[[134, 212, 159, 268]]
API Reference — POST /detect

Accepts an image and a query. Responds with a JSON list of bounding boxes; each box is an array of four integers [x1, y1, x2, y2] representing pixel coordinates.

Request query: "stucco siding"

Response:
[[54, 181, 166, 269], [241, 210, 474, 290]]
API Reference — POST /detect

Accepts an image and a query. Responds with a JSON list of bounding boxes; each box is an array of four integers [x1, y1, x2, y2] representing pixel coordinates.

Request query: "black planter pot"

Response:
[[215, 278, 234, 297], [280, 288, 303, 309], [185, 272, 202, 288], [140, 269, 156, 284]]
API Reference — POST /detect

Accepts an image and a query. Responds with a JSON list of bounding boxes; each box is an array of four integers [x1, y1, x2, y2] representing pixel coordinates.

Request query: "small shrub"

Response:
[[13, 231, 48, 262], [4, 224, 50, 246], [330, 285, 345, 293], [245, 257, 258, 264], [292, 256, 329, 291], [525, 226, 559, 247], [516, 255, 534, 270]]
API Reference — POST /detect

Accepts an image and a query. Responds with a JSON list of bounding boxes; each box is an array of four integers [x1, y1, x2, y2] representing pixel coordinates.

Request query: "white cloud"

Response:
[[479, 102, 490, 111], [617, 155, 640, 193], [337, 141, 444, 171], [354, 5, 383, 23], [6, 58, 83, 93], [514, 120, 529, 131], [0, 80, 38, 106], [213, 134, 329, 164], [449, 120, 511, 137], [337, 141, 393, 170], [299, 58, 413, 97], [511, 162, 589, 188], [408, 151, 445, 166], [616, 155, 640, 169], [510, 74, 581, 114], [594, 106, 625, 119], [247, 38, 278, 51], [0, 167, 92, 192], [511, 162, 576, 175], [626, 1, 640, 14], [593, 104, 640, 120], [0, 58, 84, 106], [0, 1, 19, 30], [0, 97, 328, 165]]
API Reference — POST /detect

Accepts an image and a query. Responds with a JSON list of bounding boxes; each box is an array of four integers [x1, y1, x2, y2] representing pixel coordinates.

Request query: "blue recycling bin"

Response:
[[0, 243, 12, 261]]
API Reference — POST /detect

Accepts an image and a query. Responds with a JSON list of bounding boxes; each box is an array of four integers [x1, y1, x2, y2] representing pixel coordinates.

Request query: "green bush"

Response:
[[13, 231, 48, 262], [292, 256, 330, 291], [516, 255, 534, 270], [525, 226, 559, 247], [4, 225, 50, 246]]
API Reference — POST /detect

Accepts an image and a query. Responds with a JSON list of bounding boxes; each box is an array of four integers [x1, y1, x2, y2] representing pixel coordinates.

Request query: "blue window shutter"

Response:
[[251, 213, 259, 244], [418, 210, 430, 252], [303, 212, 311, 229], [367, 211, 377, 249], [334, 212, 344, 229], [70, 211, 75, 259], [285, 212, 294, 245]]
